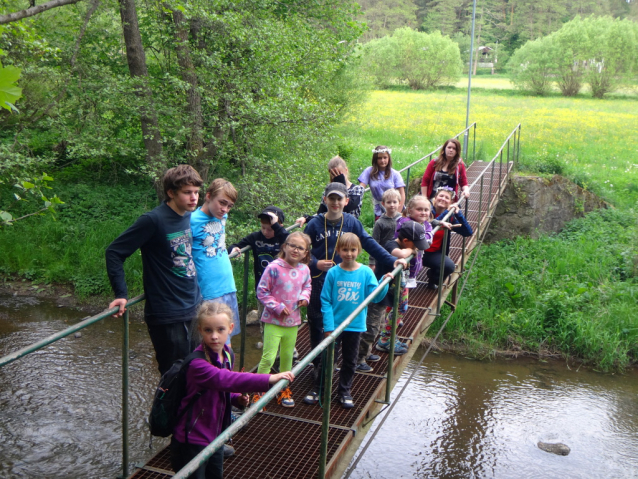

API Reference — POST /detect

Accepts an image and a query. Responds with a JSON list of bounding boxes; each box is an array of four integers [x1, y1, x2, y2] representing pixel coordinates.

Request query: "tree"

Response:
[[358, 0, 418, 41], [360, 27, 462, 89], [507, 36, 556, 95]]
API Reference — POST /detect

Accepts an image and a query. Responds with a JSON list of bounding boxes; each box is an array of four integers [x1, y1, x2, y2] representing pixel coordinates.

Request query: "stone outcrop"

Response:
[[537, 441, 571, 456], [485, 175, 609, 242]]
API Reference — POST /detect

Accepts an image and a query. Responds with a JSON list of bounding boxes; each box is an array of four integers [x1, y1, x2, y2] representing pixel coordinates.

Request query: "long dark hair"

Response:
[[371, 145, 393, 180], [434, 139, 462, 173]]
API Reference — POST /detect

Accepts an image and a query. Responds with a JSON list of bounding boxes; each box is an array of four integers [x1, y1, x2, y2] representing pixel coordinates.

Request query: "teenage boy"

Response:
[[190, 178, 241, 338], [319, 233, 392, 408], [357, 220, 430, 371], [106, 165, 203, 375], [302, 182, 407, 405]]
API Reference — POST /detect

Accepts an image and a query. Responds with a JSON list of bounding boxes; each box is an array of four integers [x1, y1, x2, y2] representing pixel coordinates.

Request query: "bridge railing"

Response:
[[0, 123, 520, 479]]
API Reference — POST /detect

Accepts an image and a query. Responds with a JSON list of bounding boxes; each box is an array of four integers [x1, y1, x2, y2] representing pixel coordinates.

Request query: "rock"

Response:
[[486, 175, 609, 243], [255, 341, 263, 350], [246, 310, 260, 325], [537, 441, 570, 456], [74, 332, 82, 339]]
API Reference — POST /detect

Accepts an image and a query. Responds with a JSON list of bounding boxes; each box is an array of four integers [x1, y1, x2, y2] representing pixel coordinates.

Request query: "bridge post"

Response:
[[383, 277, 402, 403], [121, 310, 130, 478], [436, 229, 449, 314], [477, 175, 484, 240], [318, 343, 335, 478], [239, 252, 250, 371]]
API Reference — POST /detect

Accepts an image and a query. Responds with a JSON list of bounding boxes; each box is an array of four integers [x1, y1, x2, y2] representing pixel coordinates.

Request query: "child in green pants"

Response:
[[255, 231, 312, 407]]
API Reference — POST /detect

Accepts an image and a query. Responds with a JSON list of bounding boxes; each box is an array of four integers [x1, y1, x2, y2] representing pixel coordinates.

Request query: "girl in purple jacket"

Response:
[[171, 302, 294, 479], [255, 231, 312, 408]]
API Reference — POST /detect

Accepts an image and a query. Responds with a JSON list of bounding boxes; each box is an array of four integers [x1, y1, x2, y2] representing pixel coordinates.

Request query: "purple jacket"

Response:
[[257, 258, 312, 326], [173, 344, 270, 446]]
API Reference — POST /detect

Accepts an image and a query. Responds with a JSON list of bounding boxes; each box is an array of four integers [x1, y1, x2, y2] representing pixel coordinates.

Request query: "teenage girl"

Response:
[[255, 231, 312, 408], [420, 138, 470, 202], [358, 146, 406, 220], [171, 302, 294, 479], [423, 186, 473, 290]]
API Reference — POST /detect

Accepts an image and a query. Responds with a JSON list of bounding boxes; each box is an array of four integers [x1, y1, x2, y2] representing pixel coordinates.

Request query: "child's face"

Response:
[[409, 200, 431, 224], [337, 245, 359, 265], [376, 153, 390, 169], [324, 194, 348, 215], [398, 237, 415, 251], [434, 192, 453, 210], [167, 185, 200, 215], [383, 197, 400, 216], [199, 313, 234, 355], [283, 236, 308, 264], [206, 192, 234, 220], [260, 219, 275, 239]]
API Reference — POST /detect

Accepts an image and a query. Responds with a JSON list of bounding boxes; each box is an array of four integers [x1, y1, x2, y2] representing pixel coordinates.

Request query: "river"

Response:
[[1, 295, 637, 478]]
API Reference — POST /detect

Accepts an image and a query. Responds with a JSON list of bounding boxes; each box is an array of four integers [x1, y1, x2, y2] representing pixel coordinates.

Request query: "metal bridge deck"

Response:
[[129, 160, 512, 479]]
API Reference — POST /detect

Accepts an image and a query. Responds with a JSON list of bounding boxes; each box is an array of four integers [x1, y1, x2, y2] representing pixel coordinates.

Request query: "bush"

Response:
[[360, 28, 462, 90], [507, 37, 556, 96]]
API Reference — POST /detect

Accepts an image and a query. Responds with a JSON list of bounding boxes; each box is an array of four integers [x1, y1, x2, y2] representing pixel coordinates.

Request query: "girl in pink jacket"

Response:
[[255, 231, 312, 407]]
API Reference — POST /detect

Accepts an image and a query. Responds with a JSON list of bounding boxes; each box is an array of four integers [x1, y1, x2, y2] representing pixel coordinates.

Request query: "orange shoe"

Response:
[[277, 387, 295, 408], [251, 392, 265, 412]]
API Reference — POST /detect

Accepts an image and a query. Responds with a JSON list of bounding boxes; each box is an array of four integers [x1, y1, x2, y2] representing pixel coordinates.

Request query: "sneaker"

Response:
[[223, 443, 235, 458], [356, 362, 373, 372], [339, 394, 355, 409], [303, 390, 319, 406], [426, 282, 438, 290], [366, 354, 381, 362], [277, 387, 295, 408], [406, 278, 417, 288], [251, 392, 266, 412], [375, 341, 408, 356], [293, 348, 299, 360], [398, 320, 404, 327]]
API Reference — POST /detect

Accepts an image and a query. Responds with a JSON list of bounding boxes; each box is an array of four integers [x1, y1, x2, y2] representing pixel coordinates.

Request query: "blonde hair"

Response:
[[336, 232, 361, 253], [404, 195, 431, 219], [382, 188, 401, 203], [192, 301, 234, 350], [206, 178, 238, 203], [278, 231, 312, 265], [328, 156, 350, 181]]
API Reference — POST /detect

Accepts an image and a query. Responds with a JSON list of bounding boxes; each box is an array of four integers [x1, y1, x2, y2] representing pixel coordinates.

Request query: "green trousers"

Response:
[[257, 323, 299, 374]]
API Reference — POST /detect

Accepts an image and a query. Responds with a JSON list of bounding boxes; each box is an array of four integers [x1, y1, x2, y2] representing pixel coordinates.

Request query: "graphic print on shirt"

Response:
[[337, 281, 361, 302], [167, 229, 197, 278], [200, 218, 227, 258]]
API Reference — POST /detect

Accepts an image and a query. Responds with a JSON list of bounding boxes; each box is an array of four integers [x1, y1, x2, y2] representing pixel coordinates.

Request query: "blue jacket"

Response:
[[304, 213, 396, 280], [431, 207, 474, 253]]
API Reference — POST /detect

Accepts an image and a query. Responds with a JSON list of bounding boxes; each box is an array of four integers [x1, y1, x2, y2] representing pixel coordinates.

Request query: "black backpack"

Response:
[[149, 348, 234, 438]]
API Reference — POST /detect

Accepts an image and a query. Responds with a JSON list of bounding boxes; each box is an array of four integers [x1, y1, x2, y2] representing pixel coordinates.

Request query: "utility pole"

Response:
[[463, 0, 478, 160]]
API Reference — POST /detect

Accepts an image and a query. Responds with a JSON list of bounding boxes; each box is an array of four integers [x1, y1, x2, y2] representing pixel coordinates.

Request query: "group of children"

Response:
[[106, 143, 472, 478]]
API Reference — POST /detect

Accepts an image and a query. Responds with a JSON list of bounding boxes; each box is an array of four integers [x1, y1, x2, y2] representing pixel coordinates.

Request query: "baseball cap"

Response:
[[257, 206, 285, 224], [398, 220, 430, 250], [323, 182, 348, 198]]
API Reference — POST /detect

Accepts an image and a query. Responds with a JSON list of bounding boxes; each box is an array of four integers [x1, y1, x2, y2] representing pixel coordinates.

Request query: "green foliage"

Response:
[[360, 28, 462, 89], [507, 37, 556, 96], [508, 16, 638, 98], [0, 171, 64, 226], [434, 208, 638, 371], [0, 61, 22, 112], [358, 0, 418, 42]]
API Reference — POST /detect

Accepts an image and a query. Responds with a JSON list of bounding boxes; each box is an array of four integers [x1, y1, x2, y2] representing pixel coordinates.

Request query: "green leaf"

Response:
[[22, 181, 35, 189], [1, 211, 13, 223], [0, 63, 22, 112]]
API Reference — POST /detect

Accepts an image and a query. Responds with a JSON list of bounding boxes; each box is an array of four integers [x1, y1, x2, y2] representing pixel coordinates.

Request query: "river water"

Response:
[[1, 296, 637, 478]]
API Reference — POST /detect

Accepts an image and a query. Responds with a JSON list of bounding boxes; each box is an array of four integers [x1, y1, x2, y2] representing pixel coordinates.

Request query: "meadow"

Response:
[[336, 80, 637, 371]]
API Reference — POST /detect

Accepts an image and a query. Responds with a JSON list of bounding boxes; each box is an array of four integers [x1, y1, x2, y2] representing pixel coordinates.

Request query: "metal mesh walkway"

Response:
[[129, 160, 512, 479]]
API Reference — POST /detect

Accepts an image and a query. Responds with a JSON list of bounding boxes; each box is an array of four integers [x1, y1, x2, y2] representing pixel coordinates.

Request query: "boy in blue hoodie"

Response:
[[302, 182, 406, 405]]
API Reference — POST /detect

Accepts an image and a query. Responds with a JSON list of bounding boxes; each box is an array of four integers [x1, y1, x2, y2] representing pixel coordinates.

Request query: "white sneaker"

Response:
[[406, 278, 417, 288]]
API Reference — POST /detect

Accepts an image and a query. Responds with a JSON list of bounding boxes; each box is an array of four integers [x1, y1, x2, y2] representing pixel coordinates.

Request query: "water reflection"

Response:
[[350, 349, 638, 479]]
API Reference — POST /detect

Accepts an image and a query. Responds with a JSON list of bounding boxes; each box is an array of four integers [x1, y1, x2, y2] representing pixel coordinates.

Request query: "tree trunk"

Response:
[[119, 0, 165, 199], [168, 6, 207, 182]]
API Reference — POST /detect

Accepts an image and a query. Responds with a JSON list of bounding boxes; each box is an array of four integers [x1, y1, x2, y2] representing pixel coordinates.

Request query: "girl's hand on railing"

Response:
[[269, 371, 295, 385], [439, 221, 453, 230], [382, 273, 394, 282], [237, 393, 250, 408], [295, 217, 306, 227], [230, 247, 242, 258]]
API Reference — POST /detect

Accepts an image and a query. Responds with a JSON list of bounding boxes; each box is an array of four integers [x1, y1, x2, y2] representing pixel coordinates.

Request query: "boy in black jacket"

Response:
[[106, 165, 203, 375]]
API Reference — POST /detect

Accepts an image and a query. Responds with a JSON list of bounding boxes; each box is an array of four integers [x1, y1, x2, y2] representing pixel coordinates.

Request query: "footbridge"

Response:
[[0, 123, 520, 479]]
